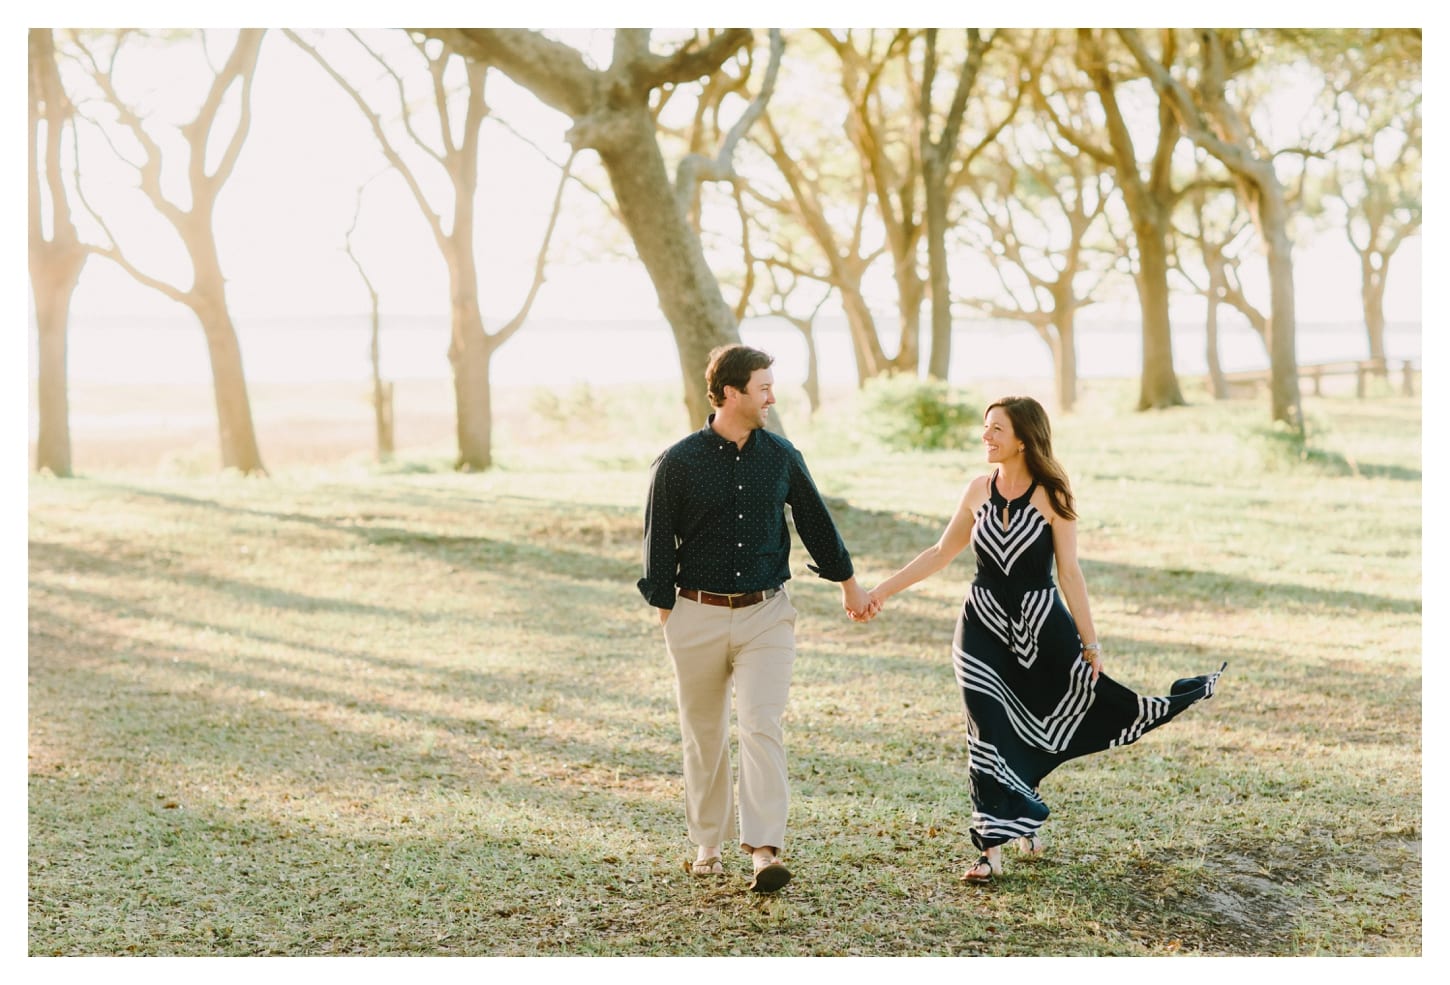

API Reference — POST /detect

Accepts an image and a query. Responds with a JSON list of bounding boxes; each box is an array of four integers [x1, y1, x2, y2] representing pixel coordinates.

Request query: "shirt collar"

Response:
[[704, 412, 757, 452]]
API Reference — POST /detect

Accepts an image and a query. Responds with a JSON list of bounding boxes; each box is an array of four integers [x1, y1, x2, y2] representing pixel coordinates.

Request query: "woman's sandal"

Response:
[[684, 856, 724, 876], [1016, 834, 1045, 857], [962, 852, 1002, 884]]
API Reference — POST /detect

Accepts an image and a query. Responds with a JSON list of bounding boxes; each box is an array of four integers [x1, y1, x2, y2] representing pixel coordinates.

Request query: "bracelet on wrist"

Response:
[[1082, 642, 1100, 652]]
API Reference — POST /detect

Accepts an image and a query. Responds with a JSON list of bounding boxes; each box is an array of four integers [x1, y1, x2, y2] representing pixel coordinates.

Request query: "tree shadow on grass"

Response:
[[30, 575, 1417, 956], [96, 481, 642, 584]]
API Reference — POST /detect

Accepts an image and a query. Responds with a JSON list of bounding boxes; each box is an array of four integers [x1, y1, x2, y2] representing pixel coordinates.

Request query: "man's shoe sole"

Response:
[[749, 862, 792, 893]]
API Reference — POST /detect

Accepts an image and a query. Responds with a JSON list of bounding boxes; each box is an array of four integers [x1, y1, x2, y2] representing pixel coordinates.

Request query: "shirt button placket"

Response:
[[732, 447, 741, 589]]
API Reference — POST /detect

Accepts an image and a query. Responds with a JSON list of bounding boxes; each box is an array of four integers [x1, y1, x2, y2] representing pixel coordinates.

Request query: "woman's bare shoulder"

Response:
[[1031, 482, 1073, 524], [962, 472, 992, 506]]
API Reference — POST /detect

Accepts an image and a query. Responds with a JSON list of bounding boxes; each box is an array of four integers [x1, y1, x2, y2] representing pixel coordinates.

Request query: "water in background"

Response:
[[49, 313, 1423, 388]]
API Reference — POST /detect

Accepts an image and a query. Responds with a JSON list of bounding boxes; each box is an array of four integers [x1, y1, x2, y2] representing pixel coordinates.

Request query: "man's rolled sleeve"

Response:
[[637, 451, 681, 608], [785, 449, 854, 583]]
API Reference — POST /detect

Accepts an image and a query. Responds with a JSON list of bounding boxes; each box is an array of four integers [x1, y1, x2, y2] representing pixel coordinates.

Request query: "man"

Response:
[[638, 344, 871, 893]]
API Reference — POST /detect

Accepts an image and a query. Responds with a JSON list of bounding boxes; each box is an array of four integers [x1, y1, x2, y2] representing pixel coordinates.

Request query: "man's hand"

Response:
[[841, 577, 873, 621]]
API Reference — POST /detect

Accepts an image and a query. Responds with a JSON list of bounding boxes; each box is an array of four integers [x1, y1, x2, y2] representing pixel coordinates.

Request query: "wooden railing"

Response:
[[1217, 358, 1418, 398]]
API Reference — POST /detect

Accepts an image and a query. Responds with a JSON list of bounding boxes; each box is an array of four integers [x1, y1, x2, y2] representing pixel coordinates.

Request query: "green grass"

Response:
[[28, 383, 1421, 955]]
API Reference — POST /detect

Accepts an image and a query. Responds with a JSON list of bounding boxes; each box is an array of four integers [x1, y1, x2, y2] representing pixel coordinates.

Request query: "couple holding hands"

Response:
[[638, 345, 1223, 892]]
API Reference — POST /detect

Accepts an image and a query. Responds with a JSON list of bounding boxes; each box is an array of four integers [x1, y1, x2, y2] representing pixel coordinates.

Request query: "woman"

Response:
[[863, 396, 1225, 883]]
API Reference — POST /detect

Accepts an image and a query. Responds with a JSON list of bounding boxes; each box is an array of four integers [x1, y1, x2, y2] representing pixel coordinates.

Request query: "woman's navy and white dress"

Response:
[[954, 472, 1225, 851]]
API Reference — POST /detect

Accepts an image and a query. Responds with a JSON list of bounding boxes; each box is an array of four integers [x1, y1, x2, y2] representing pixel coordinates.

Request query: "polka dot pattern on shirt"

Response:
[[637, 416, 854, 608]]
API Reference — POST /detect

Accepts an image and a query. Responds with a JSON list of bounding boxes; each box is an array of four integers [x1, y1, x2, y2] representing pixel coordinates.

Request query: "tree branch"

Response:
[[1118, 28, 1257, 176], [70, 33, 188, 230], [676, 29, 783, 216], [417, 28, 597, 118], [494, 149, 578, 347], [199, 29, 265, 191], [631, 29, 753, 90], [286, 29, 448, 248], [486, 113, 621, 225]]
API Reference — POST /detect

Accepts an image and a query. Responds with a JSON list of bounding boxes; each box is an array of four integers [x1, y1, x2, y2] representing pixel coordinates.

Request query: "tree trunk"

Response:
[[1135, 218, 1186, 409], [893, 272, 924, 374], [32, 265, 81, 476], [370, 305, 394, 460], [923, 158, 953, 380], [29, 27, 85, 478], [1206, 263, 1227, 399], [1052, 310, 1078, 414], [1258, 189, 1302, 428], [839, 285, 887, 386], [447, 259, 494, 471], [195, 307, 265, 474], [450, 333, 493, 472], [1362, 251, 1389, 370], [375, 382, 395, 460], [801, 324, 821, 415], [190, 236, 265, 474], [594, 112, 742, 428]]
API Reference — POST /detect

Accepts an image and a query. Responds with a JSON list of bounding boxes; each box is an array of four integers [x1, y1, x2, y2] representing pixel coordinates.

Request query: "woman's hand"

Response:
[[1081, 644, 1102, 683]]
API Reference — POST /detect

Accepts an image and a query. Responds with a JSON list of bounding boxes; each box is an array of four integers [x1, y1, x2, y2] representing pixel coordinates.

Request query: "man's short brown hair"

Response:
[[705, 344, 774, 408]]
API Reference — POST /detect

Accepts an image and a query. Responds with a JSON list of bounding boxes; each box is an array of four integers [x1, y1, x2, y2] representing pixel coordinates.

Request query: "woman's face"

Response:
[[982, 407, 1021, 464]]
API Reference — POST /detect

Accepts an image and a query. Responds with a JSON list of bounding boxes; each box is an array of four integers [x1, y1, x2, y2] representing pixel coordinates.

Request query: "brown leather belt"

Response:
[[679, 587, 781, 608]]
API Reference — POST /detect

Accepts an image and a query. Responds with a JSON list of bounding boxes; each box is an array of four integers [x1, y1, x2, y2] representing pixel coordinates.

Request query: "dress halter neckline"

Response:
[[990, 471, 1036, 531], [991, 470, 1036, 505]]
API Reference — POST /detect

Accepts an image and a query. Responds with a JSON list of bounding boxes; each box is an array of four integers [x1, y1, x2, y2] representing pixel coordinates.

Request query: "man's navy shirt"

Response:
[[637, 415, 854, 610]]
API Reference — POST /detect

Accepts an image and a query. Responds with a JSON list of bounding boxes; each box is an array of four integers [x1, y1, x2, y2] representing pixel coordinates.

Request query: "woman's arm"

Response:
[[1049, 502, 1102, 681], [868, 477, 985, 608]]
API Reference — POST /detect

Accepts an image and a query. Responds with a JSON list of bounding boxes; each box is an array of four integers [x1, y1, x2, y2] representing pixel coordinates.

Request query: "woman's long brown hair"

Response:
[[988, 396, 1077, 521]]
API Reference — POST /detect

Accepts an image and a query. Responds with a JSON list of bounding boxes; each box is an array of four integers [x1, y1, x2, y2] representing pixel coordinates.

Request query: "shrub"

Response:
[[856, 373, 981, 451]]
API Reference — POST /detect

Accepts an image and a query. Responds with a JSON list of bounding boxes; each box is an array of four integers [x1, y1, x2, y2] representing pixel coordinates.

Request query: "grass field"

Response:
[[27, 378, 1422, 956]]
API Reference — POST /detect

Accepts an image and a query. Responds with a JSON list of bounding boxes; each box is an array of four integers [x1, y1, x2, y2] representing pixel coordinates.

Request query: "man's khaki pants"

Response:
[[662, 590, 797, 853]]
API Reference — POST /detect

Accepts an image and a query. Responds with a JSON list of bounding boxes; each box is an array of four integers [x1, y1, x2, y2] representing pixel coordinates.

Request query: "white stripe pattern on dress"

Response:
[[953, 644, 1098, 752], [967, 735, 1045, 806], [965, 585, 1056, 668], [971, 502, 1050, 577], [970, 810, 1044, 841]]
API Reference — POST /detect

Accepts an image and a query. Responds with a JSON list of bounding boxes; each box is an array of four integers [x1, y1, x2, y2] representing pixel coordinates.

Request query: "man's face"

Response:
[[729, 368, 776, 429]]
